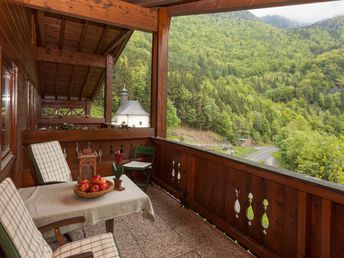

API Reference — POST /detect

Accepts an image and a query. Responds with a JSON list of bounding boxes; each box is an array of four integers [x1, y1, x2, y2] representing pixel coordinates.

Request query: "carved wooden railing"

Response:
[[19, 128, 155, 187], [151, 137, 344, 258]]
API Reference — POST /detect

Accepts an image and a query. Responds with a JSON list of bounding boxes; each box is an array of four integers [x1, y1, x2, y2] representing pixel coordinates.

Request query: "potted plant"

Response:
[[112, 151, 125, 191]]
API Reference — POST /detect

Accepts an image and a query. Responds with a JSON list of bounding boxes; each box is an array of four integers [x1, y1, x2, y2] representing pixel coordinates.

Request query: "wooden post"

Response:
[[85, 100, 91, 117], [104, 55, 113, 124], [151, 8, 170, 137]]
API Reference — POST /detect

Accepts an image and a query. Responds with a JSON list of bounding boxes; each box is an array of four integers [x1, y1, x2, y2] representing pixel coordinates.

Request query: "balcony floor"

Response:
[[45, 184, 252, 257]]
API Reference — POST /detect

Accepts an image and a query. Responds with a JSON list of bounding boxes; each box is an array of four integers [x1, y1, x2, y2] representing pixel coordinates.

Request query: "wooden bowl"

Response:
[[74, 180, 114, 199]]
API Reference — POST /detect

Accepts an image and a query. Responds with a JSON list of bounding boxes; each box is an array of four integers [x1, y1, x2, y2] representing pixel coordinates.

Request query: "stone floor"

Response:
[[45, 184, 253, 258]]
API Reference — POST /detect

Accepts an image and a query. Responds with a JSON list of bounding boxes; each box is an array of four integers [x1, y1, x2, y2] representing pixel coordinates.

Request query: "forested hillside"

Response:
[[96, 12, 344, 184]]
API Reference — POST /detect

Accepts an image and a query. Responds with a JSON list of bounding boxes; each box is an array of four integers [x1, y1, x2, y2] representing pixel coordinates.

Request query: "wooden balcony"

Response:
[[16, 129, 344, 257], [1, 1, 343, 258]]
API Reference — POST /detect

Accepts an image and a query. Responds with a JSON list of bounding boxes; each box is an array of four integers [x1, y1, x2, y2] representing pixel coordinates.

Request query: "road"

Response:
[[245, 146, 279, 167]]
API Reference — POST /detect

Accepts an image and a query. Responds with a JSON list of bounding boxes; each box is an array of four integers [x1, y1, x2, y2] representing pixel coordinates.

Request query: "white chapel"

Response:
[[111, 87, 150, 127]]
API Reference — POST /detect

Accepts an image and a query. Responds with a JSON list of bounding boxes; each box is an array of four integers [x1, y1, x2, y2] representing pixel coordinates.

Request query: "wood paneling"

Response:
[[152, 138, 344, 258], [14, 0, 158, 32]]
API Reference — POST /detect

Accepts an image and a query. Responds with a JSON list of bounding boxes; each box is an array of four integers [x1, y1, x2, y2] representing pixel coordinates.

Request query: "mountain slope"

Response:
[[107, 12, 344, 140], [260, 15, 306, 29]]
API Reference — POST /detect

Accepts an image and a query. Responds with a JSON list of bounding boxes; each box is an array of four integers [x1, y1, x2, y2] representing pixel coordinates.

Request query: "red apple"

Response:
[[99, 177, 107, 184], [80, 179, 89, 185], [79, 182, 90, 192], [90, 184, 100, 192], [99, 182, 109, 191], [90, 175, 102, 185]]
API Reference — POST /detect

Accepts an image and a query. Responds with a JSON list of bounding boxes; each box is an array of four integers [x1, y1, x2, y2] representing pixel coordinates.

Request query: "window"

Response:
[[1, 66, 11, 157], [1, 58, 17, 163]]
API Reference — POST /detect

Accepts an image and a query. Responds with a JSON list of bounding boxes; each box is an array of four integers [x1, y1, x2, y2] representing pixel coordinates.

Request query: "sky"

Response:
[[250, 1, 344, 24]]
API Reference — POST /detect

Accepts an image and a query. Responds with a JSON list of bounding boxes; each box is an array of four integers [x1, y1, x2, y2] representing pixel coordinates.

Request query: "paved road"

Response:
[[245, 146, 279, 167]]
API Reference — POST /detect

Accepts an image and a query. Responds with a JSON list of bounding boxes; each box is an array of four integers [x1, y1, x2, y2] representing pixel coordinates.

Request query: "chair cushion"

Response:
[[123, 161, 152, 170], [30, 141, 72, 183], [0, 178, 53, 258], [53, 233, 120, 258]]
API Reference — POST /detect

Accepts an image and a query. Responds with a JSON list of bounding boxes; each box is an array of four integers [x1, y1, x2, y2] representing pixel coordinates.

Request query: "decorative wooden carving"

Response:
[[77, 149, 97, 181]]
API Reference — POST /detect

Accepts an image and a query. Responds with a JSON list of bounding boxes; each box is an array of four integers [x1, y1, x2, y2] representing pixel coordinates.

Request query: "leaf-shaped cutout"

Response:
[[246, 205, 254, 221], [261, 213, 269, 229], [234, 199, 241, 214]]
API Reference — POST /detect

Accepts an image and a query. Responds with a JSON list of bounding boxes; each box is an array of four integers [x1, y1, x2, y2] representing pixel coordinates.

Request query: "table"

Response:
[[19, 175, 155, 233]]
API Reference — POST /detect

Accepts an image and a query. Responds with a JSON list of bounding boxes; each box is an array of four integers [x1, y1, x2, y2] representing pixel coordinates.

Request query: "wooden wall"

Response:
[[0, 0, 40, 182]]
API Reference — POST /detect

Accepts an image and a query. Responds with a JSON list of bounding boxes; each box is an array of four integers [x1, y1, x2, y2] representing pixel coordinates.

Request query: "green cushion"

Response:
[[0, 222, 21, 258]]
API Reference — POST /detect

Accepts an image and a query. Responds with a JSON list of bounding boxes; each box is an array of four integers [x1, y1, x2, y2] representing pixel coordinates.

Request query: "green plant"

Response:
[[112, 163, 124, 180]]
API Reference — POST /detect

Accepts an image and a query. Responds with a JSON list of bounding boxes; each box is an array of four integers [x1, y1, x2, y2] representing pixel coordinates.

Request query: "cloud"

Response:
[[250, 1, 344, 24]]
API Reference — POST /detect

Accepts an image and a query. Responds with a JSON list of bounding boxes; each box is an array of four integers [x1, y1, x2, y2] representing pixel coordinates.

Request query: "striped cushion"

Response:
[[53, 233, 120, 258], [30, 141, 72, 183], [0, 178, 53, 258]]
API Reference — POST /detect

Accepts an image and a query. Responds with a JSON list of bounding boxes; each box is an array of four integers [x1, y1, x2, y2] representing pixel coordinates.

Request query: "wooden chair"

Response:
[[0, 178, 121, 258], [29, 141, 73, 185], [123, 146, 155, 191]]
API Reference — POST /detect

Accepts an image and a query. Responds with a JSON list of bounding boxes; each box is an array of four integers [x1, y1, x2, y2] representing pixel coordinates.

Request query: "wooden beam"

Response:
[[102, 29, 131, 56], [38, 62, 45, 98], [55, 63, 59, 99], [168, 0, 332, 16], [133, 0, 199, 7], [36, 47, 107, 68], [42, 99, 91, 109], [104, 55, 113, 124], [79, 67, 92, 100], [14, 0, 158, 32], [151, 8, 170, 137], [151, 33, 158, 131], [68, 65, 76, 100], [35, 10, 45, 47], [91, 71, 105, 101], [111, 30, 133, 61], [78, 21, 88, 52], [39, 117, 105, 125], [95, 25, 107, 54], [58, 16, 65, 49]]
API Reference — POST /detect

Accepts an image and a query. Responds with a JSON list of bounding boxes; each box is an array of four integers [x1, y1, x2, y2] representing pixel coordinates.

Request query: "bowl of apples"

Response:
[[74, 175, 113, 199]]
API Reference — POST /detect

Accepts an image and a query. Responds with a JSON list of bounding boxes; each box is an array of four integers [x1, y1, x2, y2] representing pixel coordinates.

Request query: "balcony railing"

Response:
[[151, 137, 344, 258], [19, 131, 344, 257], [20, 128, 155, 187]]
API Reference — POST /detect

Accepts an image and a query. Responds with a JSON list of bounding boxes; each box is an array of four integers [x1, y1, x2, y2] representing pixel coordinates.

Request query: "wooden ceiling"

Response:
[[34, 11, 132, 100]]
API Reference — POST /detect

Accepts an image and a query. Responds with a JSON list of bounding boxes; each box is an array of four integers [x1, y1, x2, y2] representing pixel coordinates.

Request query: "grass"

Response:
[[232, 146, 256, 158], [272, 151, 284, 168]]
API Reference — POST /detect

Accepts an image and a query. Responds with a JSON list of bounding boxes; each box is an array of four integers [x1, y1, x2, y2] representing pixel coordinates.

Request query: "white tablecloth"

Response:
[[19, 175, 155, 229]]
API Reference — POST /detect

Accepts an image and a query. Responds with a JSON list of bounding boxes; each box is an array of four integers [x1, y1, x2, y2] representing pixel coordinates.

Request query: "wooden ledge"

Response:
[[22, 128, 155, 144]]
